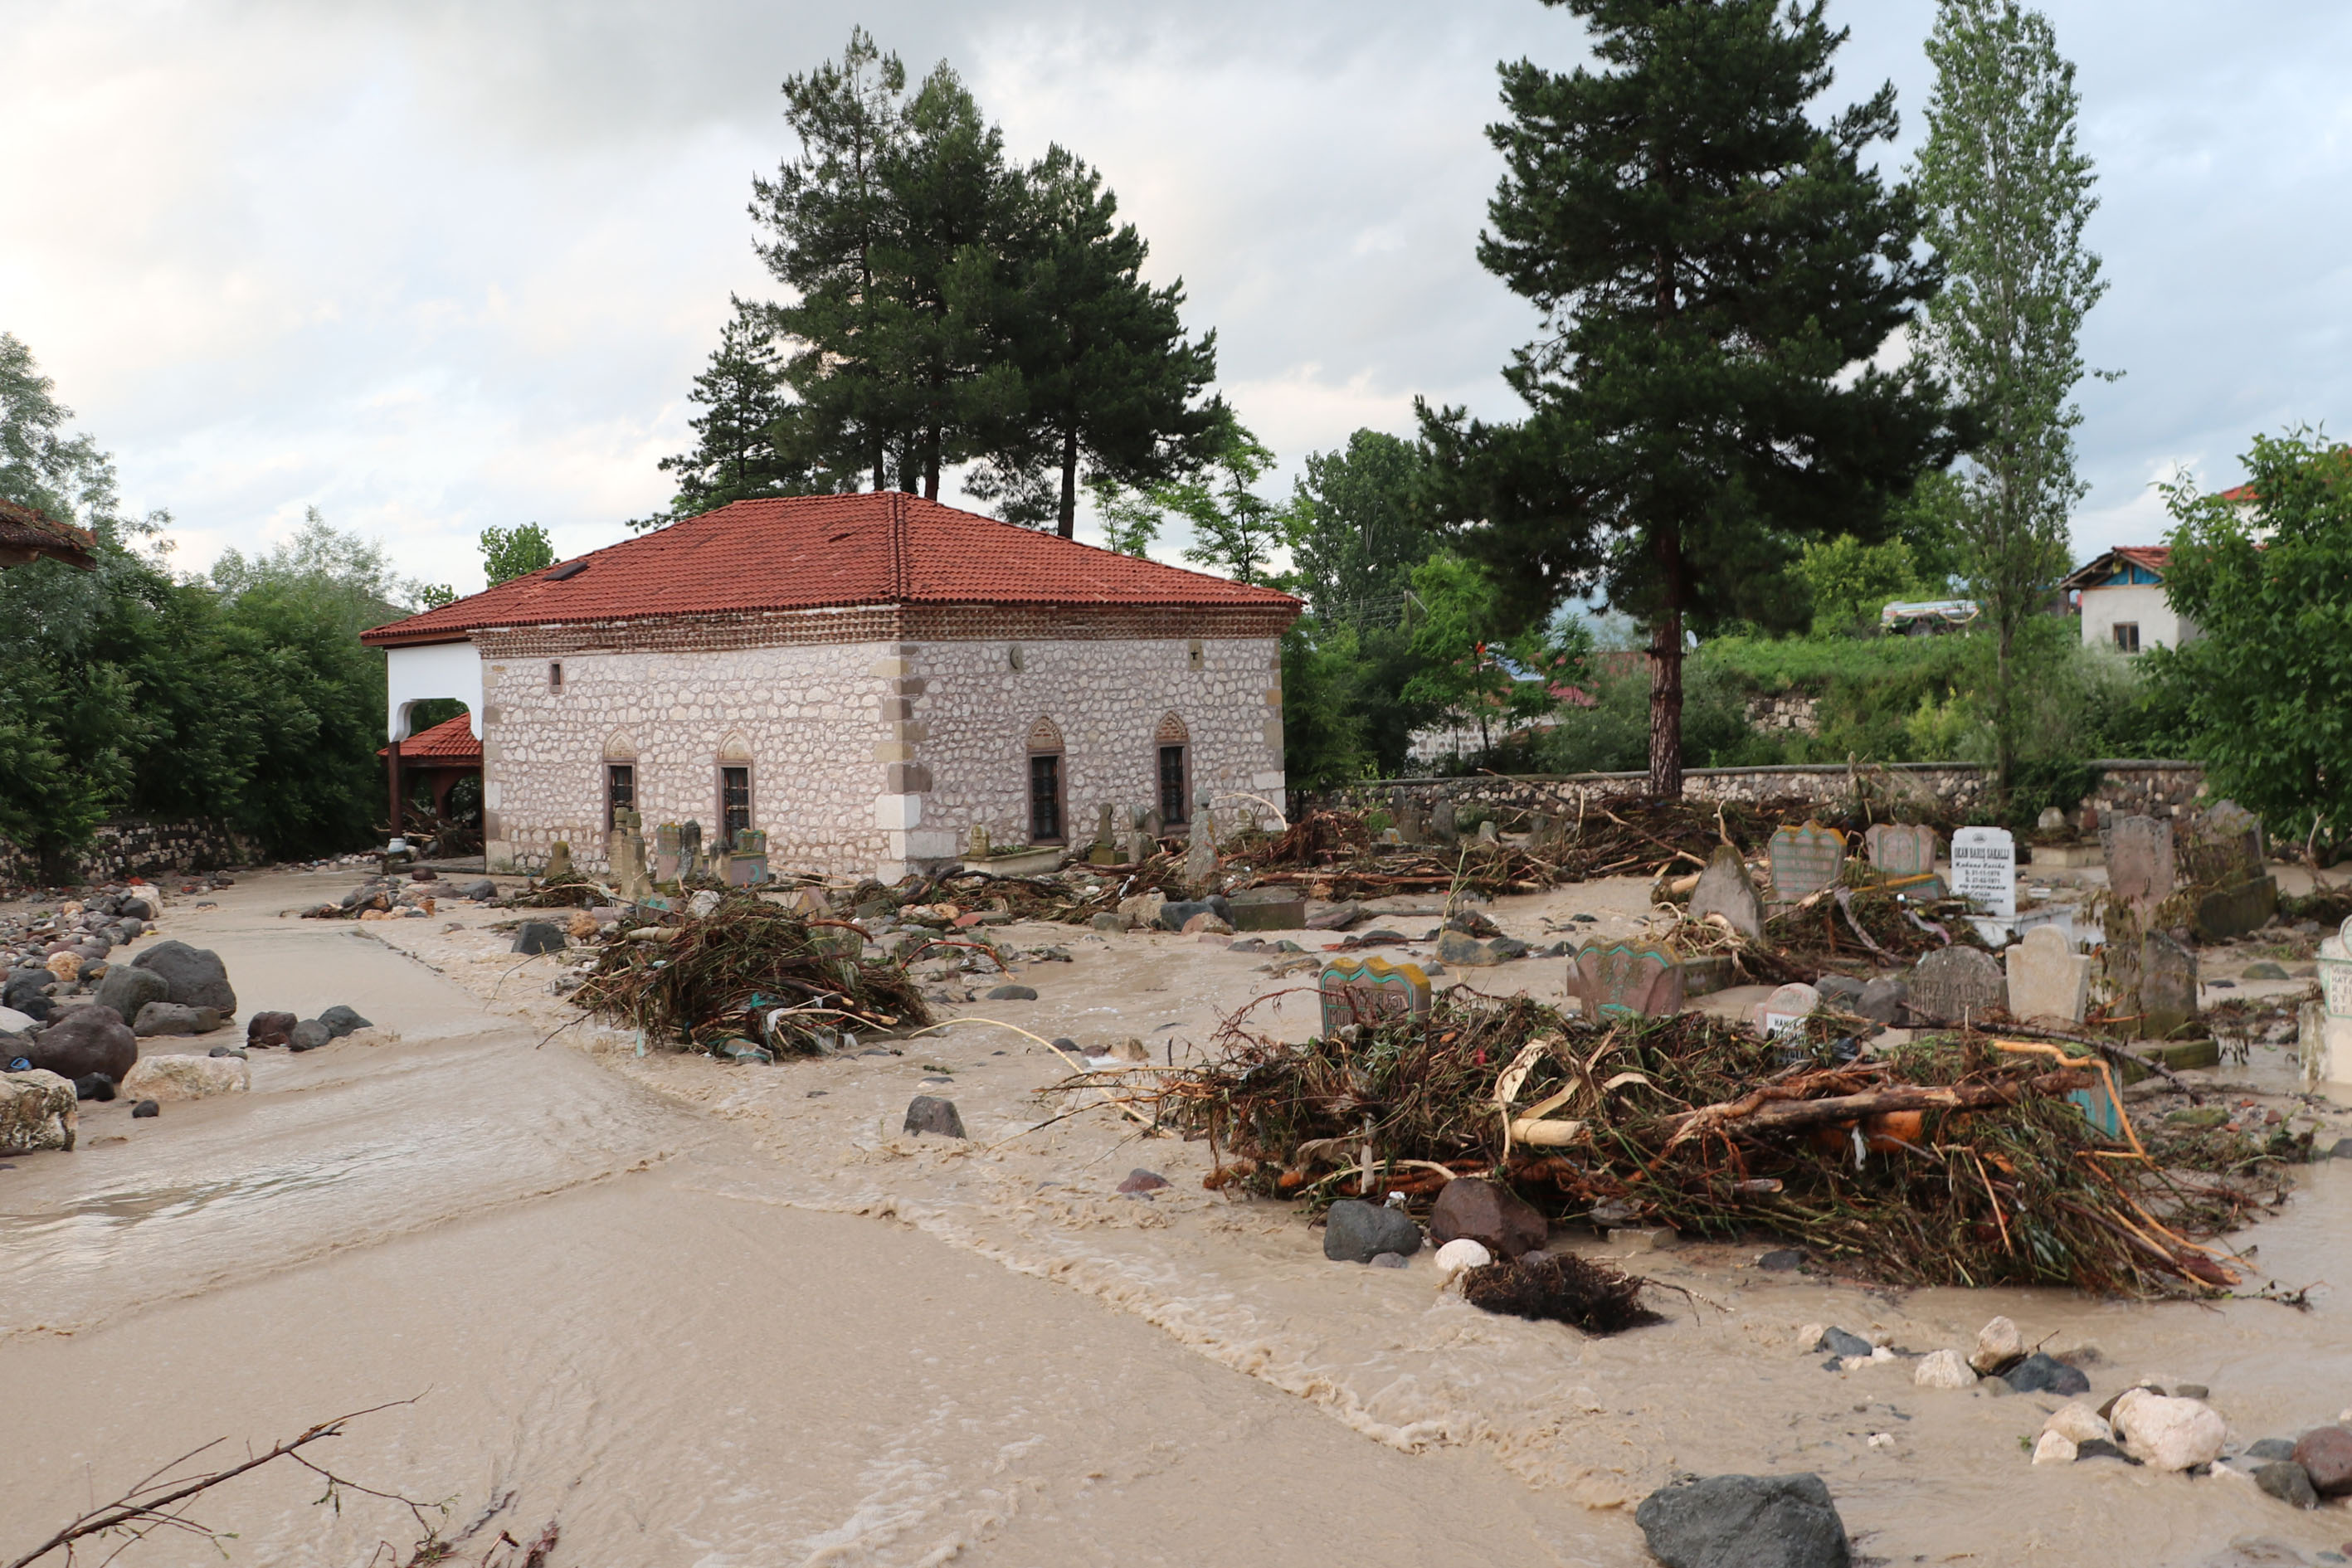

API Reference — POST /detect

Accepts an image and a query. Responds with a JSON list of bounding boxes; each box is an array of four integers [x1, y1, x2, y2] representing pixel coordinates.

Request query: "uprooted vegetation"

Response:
[[1113, 991, 2278, 1298]]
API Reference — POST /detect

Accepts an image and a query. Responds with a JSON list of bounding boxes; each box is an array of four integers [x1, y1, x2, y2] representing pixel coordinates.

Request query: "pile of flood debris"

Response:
[[1116, 991, 2275, 1297]]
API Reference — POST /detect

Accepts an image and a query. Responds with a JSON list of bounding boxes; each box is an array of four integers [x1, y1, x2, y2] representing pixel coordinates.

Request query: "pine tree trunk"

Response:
[[923, 422, 940, 500], [1648, 522, 1686, 798], [1057, 426, 1080, 538]]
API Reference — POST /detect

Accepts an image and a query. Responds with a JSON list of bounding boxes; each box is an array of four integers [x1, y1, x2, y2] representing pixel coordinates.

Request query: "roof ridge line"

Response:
[[889, 490, 909, 600]]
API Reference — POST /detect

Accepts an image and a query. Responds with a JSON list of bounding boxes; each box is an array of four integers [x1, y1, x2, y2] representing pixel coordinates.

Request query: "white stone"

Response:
[[1914, 1349, 1975, 1390], [0, 1005, 37, 1035], [1970, 1315, 2025, 1375], [120, 1053, 251, 1103], [2006, 924, 2091, 1024], [1950, 825, 2018, 920], [2043, 1402, 2112, 1445], [1, 1069, 76, 1152], [1751, 982, 1822, 1037], [2032, 1431, 2078, 1466], [1434, 1238, 1493, 1280], [2109, 1389, 2226, 1473], [874, 794, 923, 830]]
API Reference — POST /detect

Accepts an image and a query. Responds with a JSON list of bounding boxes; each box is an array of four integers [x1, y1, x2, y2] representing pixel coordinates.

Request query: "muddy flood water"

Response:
[[9, 865, 2352, 1566]]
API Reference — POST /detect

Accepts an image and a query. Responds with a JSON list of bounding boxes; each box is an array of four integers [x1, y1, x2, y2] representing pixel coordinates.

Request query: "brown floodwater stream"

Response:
[[5, 868, 2352, 1567]]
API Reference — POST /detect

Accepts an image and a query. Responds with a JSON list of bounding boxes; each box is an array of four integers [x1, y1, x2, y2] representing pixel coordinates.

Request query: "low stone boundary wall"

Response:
[[1313, 760, 2207, 825], [0, 818, 257, 889]]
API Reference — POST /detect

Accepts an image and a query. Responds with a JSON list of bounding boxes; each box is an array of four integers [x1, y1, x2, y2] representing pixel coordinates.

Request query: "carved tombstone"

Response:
[[544, 841, 574, 881], [1569, 938, 1685, 1020], [2102, 815, 2177, 913], [967, 823, 991, 862], [1751, 982, 1823, 1038], [1765, 822, 1846, 906], [1949, 826, 2017, 920], [1127, 806, 1154, 868], [1183, 788, 1219, 893], [1687, 844, 1766, 943], [1864, 823, 1940, 879], [653, 822, 682, 884], [2004, 923, 2090, 1025], [1393, 791, 1424, 846], [610, 809, 652, 903], [1906, 945, 2008, 1025], [1430, 799, 1458, 844], [1091, 802, 1118, 865], [1317, 957, 1434, 1037], [677, 820, 704, 883], [725, 827, 769, 888]]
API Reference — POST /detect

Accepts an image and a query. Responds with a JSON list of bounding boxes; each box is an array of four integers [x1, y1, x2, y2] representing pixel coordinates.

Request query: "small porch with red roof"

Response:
[[377, 712, 485, 852]]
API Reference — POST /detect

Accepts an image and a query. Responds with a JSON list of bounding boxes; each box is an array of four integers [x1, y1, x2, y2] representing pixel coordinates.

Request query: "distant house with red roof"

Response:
[[2058, 546, 2198, 655], [360, 493, 1299, 879]]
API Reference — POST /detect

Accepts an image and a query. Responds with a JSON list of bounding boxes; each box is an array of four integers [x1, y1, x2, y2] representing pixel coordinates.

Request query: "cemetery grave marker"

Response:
[[1570, 938, 1685, 1020], [1949, 826, 2017, 920], [1317, 957, 1434, 1037], [1765, 822, 1846, 906]]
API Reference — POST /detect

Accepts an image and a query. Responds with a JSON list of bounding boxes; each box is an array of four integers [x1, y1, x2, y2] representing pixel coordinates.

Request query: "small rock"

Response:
[[131, 1098, 159, 1118], [1429, 1176, 1549, 1259], [1118, 1168, 1170, 1195], [511, 921, 566, 955], [885, 1090, 962, 1135], [984, 984, 1038, 1001], [2, 1070, 79, 1151], [2044, 1402, 2112, 1444], [1304, 900, 1366, 931], [132, 1001, 218, 1037], [1368, 1251, 1410, 1269], [1091, 913, 1129, 933], [2294, 1426, 2352, 1496], [2004, 1352, 2091, 1397], [2244, 962, 2291, 981], [121, 1052, 251, 1103], [2257, 1461, 2320, 1509], [1854, 976, 1908, 1025], [317, 1005, 372, 1038], [2175, 1382, 2208, 1400], [2245, 1437, 2298, 1462], [288, 1020, 332, 1053], [2074, 1439, 2131, 1463], [1322, 1198, 1422, 1264], [1181, 912, 1233, 936], [1432, 1237, 1493, 1280], [1634, 1473, 1850, 1568], [1757, 1249, 1804, 1272], [2033, 1431, 2077, 1465], [1815, 1327, 1873, 1359], [72, 1072, 117, 1101], [246, 1010, 298, 1049], [1970, 1316, 2026, 1376], [207, 1045, 247, 1059], [1913, 1350, 1975, 1390], [2111, 1389, 2226, 1472]]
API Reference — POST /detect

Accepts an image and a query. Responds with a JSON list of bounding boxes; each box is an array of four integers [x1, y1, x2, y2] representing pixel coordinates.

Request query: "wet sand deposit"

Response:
[[10, 866, 2352, 1566]]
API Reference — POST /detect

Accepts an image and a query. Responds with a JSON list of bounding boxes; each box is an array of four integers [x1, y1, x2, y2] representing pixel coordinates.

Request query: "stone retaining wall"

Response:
[[1314, 760, 2208, 826], [0, 818, 256, 889]]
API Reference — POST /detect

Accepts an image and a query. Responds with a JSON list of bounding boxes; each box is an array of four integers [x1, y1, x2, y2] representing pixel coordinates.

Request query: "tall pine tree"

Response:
[[966, 147, 1220, 537], [1422, 0, 1960, 796], [635, 299, 810, 529], [1915, 0, 2110, 805]]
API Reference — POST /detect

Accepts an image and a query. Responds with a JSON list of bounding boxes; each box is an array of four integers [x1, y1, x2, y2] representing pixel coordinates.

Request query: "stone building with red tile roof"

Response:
[[2059, 545, 2197, 655], [361, 492, 1299, 879]]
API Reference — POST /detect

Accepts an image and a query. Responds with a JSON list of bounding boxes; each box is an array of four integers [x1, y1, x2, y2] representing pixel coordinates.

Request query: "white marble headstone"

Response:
[[1950, 825, 2017, 920]]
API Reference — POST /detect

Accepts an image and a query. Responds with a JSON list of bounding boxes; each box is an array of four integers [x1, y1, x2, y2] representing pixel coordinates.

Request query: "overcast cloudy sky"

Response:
[[5, 1, 2349, 594]]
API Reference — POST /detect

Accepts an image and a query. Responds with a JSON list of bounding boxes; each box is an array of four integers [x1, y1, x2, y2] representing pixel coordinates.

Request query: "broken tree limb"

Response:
[[1663, 1069, 2096, 1144]]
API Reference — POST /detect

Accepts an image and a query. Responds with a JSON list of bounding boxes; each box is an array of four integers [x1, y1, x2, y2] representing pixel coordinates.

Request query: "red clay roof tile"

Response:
[[377, 712, 482, 762], [362, 492, 1298, 646]]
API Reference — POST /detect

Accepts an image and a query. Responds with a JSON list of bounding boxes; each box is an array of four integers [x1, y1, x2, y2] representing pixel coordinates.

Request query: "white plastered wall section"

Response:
[[383, 640, 486, 738], [902, 635, 1286, 872], [479, 640, 892, 874], [2077, 584, 2199, 653]]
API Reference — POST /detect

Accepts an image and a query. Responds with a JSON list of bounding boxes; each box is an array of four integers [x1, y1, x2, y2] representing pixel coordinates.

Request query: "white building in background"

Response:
[[2061, 547, 2199, 655]]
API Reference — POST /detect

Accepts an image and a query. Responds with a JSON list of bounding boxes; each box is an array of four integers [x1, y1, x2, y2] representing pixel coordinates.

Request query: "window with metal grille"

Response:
[[606, 763, 633, 829], [549, 661, 563, 689], [720, 767, 752, 847], [1029, 752, 1063, 843], [2112, 621, 2140, 655], [1158, 745, 1188, 825]]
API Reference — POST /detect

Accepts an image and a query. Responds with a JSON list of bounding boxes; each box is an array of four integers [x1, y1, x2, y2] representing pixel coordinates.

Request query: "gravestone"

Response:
[[1569, 938, 1685, 1020], [543, 841, 573, 881], [1906, 945, 2008, 1025], [1765, 822, 1846, 905], [1686, 844, 1765, 943], [2037, 806, 2068, 834], [653, 822, 681, 884], [677, 821, 704, 883], [1477, 819, 1499, 844], [1127, 806, 1153, 868], [967, 823, 991, 862], [1865, 823, 1939, 879], [1751, 981, 1822, 1037], [1393, 792, 1424, 845], [1144, 806, 1165, 843], [1317, 957, 1433, 1036], [1091, 802, 1118, 865], [725, 827, 769, 888], [1949, 826, 2018, 920], [1183, 789, 1219, 894], [2005, 923, 2090, 1025], [2183, 799, 2277, 939], [2138, 932, 2200, 1040], [2102, 816, 2176, 911], [2320, 918, 2352, 1020], [1430, 799, 1458, 844], [611, 809, 652, 903]]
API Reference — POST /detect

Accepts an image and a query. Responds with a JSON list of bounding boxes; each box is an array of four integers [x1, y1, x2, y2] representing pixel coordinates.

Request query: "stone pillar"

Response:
[[386, 734, 403, 845], [871, 643, 952, 882]]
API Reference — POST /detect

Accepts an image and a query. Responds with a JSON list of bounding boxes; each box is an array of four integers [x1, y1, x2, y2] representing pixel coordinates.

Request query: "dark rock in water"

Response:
[[3, 971, 53, 1013], [129, 940, 236, 1012], [2246, 1438, 2298, 1463], [1854, 977, 1908, 1025], [2175, 1382, 2208, 1400], [1813, 975, 1865, 1006], [2004, 1352, 2091, 1396], [1429, 1176, 1549, 1259], [131, 1099, 159, 1118], [1814, 1327, 1873, 1359], [207, 1045, 247, 1059], [1322, 1199, 1422, 1264], [2073, 1439, 2131, 1463], [984, 984, 1038, 1001], [1757, 1249, 1804, 1272], [1156, 897, 1231, 931], [1634, 1473, 1851, 1568], [26, 1006, 137, 1082], [72, 1074, 116, 1102], [2293, 1425, 2352, 1497], [2257, 1461, 2320, 1509], [133, 1001, 218, 1037], [93, 962, 170, 1025], [512, 922, 566, 955], [1442, 909, 1504, 939], [289, 1020, 332, 1053], [456, 878, 498, 901], [246, 1011, 297, 1049], [1369, 1251, 1410, 1269], [1118, 1169, 1170, 1195], [903, 1095, 967, 1138], [1304, 901, 1366, 932], [1434, 929, 1530, 967], [317, 1005, 372, 1038]]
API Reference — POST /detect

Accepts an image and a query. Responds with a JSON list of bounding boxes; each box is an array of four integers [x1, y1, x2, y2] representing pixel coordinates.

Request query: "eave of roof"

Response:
[[0, 498, 98, 572]]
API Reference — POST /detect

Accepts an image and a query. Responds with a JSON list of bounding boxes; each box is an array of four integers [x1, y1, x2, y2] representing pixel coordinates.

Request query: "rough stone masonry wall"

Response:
[[896, 634, 1286, 874], [0, 818, 258, 889], [1319, 760, 2208, 826], [477, 639, 893, 875]]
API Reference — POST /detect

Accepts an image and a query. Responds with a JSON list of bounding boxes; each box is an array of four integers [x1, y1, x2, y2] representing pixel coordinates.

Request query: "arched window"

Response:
[[1026, 716, 1065, 845], [716, 732, 754, 849], [1155, 713, 1191, 825]]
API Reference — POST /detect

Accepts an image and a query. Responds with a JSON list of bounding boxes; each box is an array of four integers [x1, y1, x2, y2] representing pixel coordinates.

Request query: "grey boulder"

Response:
[[1634, 1473, 1851, 1568], [289, 1020, 333, 1052], [1322, 1199, 1422, 1264], [94, 962, 171, 1023], [130, 941, 236, 1013], [903, 1094, 967, 1138], [1429, 1176, 1549, 1259], [1853, 977, 1908, 1025], [511, 922, 566, 955], [133, 1001, 221, 1037], [25, 1005, 139, 1083], [317, 1005, 372, 1038]]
